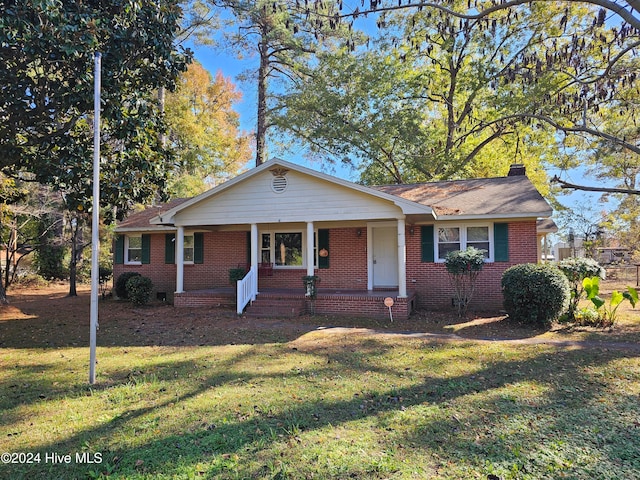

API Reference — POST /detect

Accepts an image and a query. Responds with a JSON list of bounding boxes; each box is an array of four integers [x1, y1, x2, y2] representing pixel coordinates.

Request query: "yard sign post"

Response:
[[89, 52, 101, 385]]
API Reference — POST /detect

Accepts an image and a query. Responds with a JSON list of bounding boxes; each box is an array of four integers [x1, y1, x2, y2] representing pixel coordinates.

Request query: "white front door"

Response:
[[372, 226, 398, 288]]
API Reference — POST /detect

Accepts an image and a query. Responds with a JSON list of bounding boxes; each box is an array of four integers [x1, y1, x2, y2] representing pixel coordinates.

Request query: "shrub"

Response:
[[115, 272, 141, 299], [501, 263, 570, 328], [558, 257, 606, 321], [126, 275, 154, 306], [445, 247, 485, 316]]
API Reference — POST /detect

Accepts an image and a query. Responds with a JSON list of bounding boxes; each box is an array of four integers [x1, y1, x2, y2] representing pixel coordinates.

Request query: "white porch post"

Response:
[[251, 223, 259, 295], [175, 226, 185, 293], [397, 218, 407, 298], [306, 221, 315, 277]]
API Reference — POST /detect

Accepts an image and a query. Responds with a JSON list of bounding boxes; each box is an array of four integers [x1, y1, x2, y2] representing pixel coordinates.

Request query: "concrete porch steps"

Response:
[[244, 297, 307, 318]]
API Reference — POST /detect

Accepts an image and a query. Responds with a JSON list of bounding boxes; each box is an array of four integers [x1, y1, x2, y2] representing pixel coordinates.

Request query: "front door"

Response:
[[372, 226, 398, 288]]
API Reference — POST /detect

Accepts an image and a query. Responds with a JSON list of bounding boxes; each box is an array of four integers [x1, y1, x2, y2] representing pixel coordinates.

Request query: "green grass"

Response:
[[2, 331, 640, 479]]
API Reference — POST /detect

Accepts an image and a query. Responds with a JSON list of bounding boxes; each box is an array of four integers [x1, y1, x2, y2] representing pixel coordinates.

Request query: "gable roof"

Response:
[[149, 158, 434, 226], [374, 176, 552, 220]]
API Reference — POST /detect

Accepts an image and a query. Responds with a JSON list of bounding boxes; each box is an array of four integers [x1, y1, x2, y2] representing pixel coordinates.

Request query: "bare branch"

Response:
[[552, 175, 640, 194]]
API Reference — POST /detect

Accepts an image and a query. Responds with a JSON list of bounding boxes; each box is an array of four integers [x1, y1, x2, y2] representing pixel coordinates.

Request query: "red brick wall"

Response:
[[407, 220, 538, 311], [115, 221, 538, 312], [113, 234, 177, 299], [257, 227, 368, 290]]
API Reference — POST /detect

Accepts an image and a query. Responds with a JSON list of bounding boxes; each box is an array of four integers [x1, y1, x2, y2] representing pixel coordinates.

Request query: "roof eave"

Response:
[[114, 225, 177, 233], [434, 211, 553, 221]]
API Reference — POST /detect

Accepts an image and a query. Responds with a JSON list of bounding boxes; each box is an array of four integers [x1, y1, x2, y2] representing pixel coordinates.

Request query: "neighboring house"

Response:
[[114, 158, 553, 320]]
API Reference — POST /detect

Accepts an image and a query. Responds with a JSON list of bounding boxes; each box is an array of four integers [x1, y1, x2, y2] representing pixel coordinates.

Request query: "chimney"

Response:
[[508, 163, 526, 176]]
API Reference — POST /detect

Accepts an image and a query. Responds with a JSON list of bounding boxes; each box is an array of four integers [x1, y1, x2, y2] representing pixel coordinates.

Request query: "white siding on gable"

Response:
[[173, 169, 404, 226]]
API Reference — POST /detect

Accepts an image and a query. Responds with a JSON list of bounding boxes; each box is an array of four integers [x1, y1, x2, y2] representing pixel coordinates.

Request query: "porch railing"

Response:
[[237, 265, 257, 314]]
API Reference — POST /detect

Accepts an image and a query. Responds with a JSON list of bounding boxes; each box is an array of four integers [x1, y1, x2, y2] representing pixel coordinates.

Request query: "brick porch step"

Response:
[[244, 297, 307, 318]]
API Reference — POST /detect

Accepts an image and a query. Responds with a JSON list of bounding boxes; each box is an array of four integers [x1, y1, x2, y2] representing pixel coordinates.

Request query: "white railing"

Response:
[[237, 266, 257, 314]]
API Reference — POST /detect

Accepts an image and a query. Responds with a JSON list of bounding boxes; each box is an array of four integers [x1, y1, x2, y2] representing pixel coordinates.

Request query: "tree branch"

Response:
[[552, 175, 640, 194], [336, 0, 640, 31]]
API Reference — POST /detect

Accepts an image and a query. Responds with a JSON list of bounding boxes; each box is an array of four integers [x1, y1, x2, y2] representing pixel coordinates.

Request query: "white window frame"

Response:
[[183, 233, 195, 265], [260, 230, 310, 268], [125, 235, 142, 265], [434, 223, 494, 263]]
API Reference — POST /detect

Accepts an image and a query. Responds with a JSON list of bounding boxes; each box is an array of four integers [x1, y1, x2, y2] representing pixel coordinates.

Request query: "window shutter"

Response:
[[194, 232, 204, 264], [318, 229, 329, 269], [114, 235, 124, 264], [421, 226, 435, 262], [494, 223, 509, 262], [141, 234, 151, 264], [165, 233, 175, 264]]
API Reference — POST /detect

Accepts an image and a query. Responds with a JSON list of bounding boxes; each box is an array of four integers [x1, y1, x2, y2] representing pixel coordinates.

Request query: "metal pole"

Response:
[[89, 52, 101, 385]]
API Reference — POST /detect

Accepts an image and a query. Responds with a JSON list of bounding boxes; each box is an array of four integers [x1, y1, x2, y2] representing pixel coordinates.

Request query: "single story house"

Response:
[[113, 158, 554, 320]]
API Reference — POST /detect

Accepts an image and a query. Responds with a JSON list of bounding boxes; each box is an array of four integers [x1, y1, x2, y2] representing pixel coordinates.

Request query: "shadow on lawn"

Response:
[[4, 334, 639, 479]]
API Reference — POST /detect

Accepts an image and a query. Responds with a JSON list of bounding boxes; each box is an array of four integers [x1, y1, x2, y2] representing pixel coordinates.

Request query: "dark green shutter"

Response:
[[194, 232, 204, 264], [165, 233, 175, 264], [318, 229, 329, 269], [114, 235, 124, 264], [421, 226, 435, 262], [141, 234, 151, 264], [494, 223, 509, 262]]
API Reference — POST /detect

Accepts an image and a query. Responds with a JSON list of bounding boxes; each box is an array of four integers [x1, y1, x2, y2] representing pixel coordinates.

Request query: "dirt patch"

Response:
[[1, 282, 639, 350]]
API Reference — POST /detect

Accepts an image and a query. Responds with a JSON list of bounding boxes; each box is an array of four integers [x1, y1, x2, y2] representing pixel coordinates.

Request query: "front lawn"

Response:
[[1, 284, 639, 479]]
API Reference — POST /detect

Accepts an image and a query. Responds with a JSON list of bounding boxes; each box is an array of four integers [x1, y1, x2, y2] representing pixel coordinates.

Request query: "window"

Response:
[[183, 235, 194, 263], [261, 233, 271, 263], [435, 224, 492, 262], [467, 226, 490, 255], [275, 233, 303, 266], [261, 231, 304, 267], [126, 235, 142, 264], [437, 227, 460, 260]]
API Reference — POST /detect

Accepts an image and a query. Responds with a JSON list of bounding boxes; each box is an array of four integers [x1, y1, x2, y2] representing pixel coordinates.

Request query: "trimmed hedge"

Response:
[[501, 263, 570, 328]]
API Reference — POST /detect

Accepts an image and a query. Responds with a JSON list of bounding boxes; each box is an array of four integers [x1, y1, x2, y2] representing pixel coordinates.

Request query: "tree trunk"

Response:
[[68, 221, 78, 297], [256, 33, 269, 167]]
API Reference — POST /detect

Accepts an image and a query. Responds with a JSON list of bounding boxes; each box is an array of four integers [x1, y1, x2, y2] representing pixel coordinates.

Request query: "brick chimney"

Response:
[[508, 163, 526, 176]]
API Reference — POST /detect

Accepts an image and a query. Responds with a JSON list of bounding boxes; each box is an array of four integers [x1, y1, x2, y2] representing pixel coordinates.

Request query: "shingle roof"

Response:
[[116, 198, 189, 231], [373, 176, 551, 218]]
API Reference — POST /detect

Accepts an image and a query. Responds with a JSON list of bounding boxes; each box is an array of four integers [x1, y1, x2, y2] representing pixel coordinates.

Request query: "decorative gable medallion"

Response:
[[270, 167, 289, 193]]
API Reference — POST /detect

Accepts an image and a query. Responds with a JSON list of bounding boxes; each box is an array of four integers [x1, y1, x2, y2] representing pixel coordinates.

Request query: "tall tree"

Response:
[[0, 0, 191, 221], [184, 0, 357, 166], [320, 0, 640, 194], [164, 61, 253, 196], [275, 1, 581, 193]]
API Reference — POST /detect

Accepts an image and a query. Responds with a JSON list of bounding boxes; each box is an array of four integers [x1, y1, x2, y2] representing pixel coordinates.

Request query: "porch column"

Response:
[[397, 218, 407, 298], [251, 223, 259, 295], [175, 226, 185, 293], [306, 221, 315, 277]]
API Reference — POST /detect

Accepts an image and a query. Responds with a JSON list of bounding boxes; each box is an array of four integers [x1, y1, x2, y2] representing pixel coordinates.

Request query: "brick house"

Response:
[[114, 158, 554, 320]]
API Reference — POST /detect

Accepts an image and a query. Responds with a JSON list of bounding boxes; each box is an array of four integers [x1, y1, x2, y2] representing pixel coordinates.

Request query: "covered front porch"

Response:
[[174, 287, 417, 321]]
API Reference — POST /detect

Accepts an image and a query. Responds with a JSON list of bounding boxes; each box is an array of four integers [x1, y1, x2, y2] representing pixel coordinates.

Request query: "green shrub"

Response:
[[126, 275, 154, 306], [501, 263, 570, 328], [115, 272, 141, 299], [558, 257, 606, 321], [445, 247, 485, 316]]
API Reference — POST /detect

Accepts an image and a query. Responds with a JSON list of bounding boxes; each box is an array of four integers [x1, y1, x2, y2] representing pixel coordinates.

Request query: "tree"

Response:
[[0, 0, 191, 221], [319, 0, 640, 193], [275, 1, 576, 192], [164, 61, 253, 196], [185, 0, 357, 166]]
